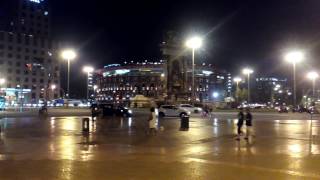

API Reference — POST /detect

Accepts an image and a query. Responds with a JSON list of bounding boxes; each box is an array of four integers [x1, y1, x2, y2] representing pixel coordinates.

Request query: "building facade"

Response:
[[95, 62, 230, 103], [0, 0, 60, 105], [252, 77, 291, 105]]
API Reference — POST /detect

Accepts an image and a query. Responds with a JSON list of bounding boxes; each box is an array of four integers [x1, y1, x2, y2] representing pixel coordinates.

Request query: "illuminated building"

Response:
[[0, 0, 60, 105], [95, 61, 230, 103]]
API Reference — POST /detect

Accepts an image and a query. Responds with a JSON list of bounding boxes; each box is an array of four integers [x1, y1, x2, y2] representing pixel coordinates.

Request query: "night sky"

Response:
[[51, 0, 320, 98]]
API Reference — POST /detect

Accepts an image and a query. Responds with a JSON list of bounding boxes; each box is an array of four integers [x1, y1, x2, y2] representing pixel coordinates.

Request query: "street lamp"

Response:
[[83, 66, 94, 100], [51, 84, 56, 91], [61, 49, 77, 98], [233, 77, 242, 88], [307, 71, 319, 101], [186, 36, 203, 103], [285, 51, 304, 106], [242, 68, 254, 103], [233, 77, 242, 102]]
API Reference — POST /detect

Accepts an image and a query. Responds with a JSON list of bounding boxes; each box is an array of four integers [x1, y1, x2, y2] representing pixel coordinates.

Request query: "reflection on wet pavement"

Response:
[[0, 112, 319, 179]]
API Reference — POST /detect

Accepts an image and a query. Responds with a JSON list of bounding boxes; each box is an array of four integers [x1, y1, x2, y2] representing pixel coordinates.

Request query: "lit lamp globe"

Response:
[[186, 37, 203, 49], [307, 71, 319, 80], [0, 78, 6, 85], [83, 66, 94, 73], [285, 51, 304, 64], [61, 49, 76, 61]]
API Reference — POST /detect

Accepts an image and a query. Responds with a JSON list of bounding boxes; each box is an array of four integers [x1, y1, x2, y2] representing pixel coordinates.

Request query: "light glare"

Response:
[[307, 71, 319, 80], [61, 49, 76, 60], [186, 36, 203, 49], [285, 51, 304, 64]]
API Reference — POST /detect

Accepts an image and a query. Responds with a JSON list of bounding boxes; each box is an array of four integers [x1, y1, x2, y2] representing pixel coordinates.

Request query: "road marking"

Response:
[[184, 157, 320, 179]]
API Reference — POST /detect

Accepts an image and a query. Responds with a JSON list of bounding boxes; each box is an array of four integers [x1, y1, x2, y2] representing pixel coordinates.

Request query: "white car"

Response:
[[178, 104, 203, 113], [158, 105, 190, 117]]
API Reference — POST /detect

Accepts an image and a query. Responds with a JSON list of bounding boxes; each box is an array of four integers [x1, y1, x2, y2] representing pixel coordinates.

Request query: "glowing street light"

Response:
[[242, 68, 254, 103], [61, 49, 77, 98], [0, 78, 6, 85], [51, 84, 56, 91], [307, 71, 319, 100], [233, 77, 242, 87], [285, 51, 304, 106], [186, 36, 203, 103], [83, 66, 94, 100]]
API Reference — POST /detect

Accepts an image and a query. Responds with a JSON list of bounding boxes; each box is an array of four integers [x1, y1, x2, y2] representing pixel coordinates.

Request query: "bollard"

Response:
[[82, 118, 90, 132], [180, 115, 189, 131]]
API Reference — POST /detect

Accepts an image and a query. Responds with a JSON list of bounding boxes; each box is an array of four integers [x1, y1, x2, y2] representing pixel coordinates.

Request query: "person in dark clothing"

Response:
[[236, 108, 244, 140], [245, 108, 253, 140]]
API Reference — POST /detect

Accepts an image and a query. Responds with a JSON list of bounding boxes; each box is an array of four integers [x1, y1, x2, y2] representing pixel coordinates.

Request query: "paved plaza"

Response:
[[0, 111, 319, 179]]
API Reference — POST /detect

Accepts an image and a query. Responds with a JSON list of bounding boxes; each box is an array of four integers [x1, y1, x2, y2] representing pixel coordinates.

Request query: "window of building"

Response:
[[24, 70, 29, 75], [25, 36, 30, 45], [32, 78, 36, 83], [16, 54, 21, 59], [8, 61, 12, 66], [33, 50, 37, 54], [40, 79, 44, 83], [16, 77, 20, 82], [25, 56, 30, 60], [24, 78, 29, 83], [32, 93, 36, 99], [7, 69, 12, 73], [7, 54, 12, 58], [0, 44, 4, 49], [8, 46, 13, 50], [23, 85, 28, 89], [17, 47, 21, 52], [16, 69, 21, 74]]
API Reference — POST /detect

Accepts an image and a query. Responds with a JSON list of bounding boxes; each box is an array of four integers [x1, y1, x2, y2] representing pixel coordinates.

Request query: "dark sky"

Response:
[[51, 0, 320, 97]]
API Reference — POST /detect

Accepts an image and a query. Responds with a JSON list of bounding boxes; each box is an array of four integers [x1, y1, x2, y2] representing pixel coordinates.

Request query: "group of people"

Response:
[[147, 106, 253, 139], [236, 108, 253, 141]]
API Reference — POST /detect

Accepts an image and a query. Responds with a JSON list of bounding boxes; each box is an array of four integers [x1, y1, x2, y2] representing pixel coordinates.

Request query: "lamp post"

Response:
[[61, 49, 76, 98], [83, 66, 94, 100], [186, 36, 202, 103], [242, 68, 254, 103], [307, 71, 319, 101], [50, 84, 56, 100], [285, 51, 304, 106], [233, 77, 242, 102]]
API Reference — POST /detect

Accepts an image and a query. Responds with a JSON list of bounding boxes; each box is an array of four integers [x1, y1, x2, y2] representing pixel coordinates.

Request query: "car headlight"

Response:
[[187, 111, 191, 115], [128, 110, 132, 114]]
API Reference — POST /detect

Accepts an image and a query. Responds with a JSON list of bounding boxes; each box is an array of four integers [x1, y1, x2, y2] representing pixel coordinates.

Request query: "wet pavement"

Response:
[[0, 111, 319, 179]]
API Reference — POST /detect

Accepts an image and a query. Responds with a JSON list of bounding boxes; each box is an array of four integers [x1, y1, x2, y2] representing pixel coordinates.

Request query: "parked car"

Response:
[[158, 105, 190, 117], [178, 104, 202, 113], [115, 106, 133, 117], [98, 103, 132, 117], [277, 106, 289, 113]]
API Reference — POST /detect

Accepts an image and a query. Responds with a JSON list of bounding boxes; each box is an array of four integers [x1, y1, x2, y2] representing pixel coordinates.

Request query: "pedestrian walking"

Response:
[[148, 107, 157, 135], [236, 108, 244, 141], [245, 108, 253, 140]]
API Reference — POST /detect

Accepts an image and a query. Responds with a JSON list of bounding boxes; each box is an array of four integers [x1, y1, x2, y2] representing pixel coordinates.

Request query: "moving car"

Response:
[[158, 105, 190, 117], [178, 104, 202, 113]]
